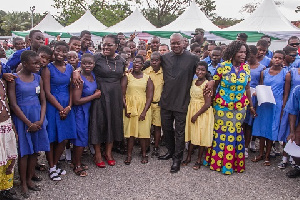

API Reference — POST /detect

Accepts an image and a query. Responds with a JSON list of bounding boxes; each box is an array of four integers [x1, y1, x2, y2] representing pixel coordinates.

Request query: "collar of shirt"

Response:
[[149, 66, 163, 74]]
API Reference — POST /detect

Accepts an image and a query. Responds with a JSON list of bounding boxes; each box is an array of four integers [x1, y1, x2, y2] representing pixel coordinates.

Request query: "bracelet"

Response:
[[250, 106, 254, 109], [27, 123, 34, 132]]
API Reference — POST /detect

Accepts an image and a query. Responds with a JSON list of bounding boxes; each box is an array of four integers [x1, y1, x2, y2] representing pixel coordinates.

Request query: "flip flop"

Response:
[[181, 160, 191, 166], [264, 160, 271, 166], [251, 156, 264, 162], [193, 162, 201, 170]]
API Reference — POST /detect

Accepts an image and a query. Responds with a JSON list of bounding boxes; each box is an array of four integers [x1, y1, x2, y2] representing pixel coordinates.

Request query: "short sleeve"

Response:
[[284, 86, 300, 115], [213, 63, 223, 81]]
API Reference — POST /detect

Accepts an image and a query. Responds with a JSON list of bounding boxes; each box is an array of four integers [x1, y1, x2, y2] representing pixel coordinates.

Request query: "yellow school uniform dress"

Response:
[[144, 66, 164, 127], [185, 80, 214, 146], [124, 73, 151, 138]]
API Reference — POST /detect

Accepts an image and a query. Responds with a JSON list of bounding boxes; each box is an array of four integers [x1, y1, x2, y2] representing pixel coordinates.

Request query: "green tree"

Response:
[[0, 11, 46, 35], [131, 0, 216, 28], [52, 0, 132, 27], [212, 16, 242, 28]]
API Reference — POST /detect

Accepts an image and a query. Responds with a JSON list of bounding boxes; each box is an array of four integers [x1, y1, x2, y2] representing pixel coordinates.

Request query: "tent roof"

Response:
[[225, 0, 299, 32], [31, 13, 63, 32], [60, 10, 107, 33], [105, 8, 156, 32], [158, 0, 220, 32]]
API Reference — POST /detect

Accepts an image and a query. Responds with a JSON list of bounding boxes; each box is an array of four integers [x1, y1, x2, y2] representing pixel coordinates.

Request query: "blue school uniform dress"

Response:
[[265, 50, 273, 59], [12, 73, 50, 157], [284, 85, 300, 126], [70, 73, 97, 147], [6, 47, 29, 72], [46, 63, 76, 143], [259, 56, 271, 68], [252, 68, 288, 141], [278, 68, 300, 142], [244, 64, 265, 126]]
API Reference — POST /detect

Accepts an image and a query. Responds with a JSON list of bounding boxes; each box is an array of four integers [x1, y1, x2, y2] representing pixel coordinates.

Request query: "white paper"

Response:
[[250, 87, 256, 97], [284, 140, 300, 158], [256, 85, 276, 106]]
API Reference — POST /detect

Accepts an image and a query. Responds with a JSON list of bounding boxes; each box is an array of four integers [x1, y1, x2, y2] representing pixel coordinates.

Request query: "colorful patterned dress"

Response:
[[204, 61, 251, 175]]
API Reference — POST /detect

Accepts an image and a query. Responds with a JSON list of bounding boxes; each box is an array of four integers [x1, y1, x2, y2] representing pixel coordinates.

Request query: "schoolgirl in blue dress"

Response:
[[71, 54, 100, 176], [256, 40, 271, 67], [243, 45, 265, 158], [252, 51, 291, 166], [8, 50, 49, 198], [41, 41, 76, 181]]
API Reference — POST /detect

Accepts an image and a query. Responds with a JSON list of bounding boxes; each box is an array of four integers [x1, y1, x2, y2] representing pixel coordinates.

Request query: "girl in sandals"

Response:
[[252, 50, 290, 166], [71, 53, 100, 176], [8, 50, 50, 198], [121, 55, 154, 165], [182, 61, 214, 170]]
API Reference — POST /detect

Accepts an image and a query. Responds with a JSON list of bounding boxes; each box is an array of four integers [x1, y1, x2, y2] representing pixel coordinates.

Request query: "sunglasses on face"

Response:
[[288, 54, 297, 57], [289, 43, 300, 46]]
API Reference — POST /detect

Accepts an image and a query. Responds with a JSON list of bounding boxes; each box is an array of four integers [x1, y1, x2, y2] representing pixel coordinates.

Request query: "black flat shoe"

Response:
[[28, 185, 41, 191], [32, 176, 43, 182], [170, 161, 180, 173], [158, 153, 173, 160]]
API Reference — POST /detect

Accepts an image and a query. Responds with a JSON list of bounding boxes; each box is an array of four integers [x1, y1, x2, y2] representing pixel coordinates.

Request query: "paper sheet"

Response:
[[256, 85, 276, 106], [284, 140, 300, 158]]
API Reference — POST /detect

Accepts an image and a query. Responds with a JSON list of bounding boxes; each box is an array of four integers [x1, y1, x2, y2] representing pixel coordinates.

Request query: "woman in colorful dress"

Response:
[[204, 40, 256, 175]]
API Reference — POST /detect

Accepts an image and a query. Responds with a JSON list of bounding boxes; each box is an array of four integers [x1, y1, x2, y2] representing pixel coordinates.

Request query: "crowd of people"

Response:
[[0, 28, 300, 199]]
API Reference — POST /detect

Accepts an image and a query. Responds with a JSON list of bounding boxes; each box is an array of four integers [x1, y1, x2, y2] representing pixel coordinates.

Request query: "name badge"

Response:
[[36, 86, 40, 94]]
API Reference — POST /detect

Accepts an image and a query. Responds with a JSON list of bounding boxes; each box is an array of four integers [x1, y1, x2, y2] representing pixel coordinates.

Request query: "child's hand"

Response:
[[59, 109, 67, 120], [34, 120, 43, 127], [72, 71, 83, 88], [139, 112, 146, 121], [94, 89, 101, 99], [2, 73, 17, 82], [6, 160, 15, 175], [27, 123, 41, 132], [125, 112, 131, 118], [191, 115, 198, 123], [203, 81, 214, 97]]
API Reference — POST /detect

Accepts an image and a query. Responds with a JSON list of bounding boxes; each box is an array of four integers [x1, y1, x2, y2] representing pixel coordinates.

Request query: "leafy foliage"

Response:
[[0, 11, 46, 35], [131, 0, 216, 27], [52, 0, 132, 27]]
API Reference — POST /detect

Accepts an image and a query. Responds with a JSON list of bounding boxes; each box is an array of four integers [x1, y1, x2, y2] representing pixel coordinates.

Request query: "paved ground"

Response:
[[11, 146, 300, 200]]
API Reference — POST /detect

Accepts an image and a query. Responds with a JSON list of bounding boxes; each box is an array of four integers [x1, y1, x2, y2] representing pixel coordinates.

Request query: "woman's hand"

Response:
[[287, 133, 296, 142], [34, 120, 43, 127], [139, 112, 146, 121], [250, 107, 257, 117], [72, 70, 83, 87], [2, 73, 17, 82], [191, 115, 198, 123], [93, 89, 101, 99]]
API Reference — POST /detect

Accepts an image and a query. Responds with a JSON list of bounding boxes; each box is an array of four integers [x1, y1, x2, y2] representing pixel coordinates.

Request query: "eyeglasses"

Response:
[[289, 43, 300, 47], [288, 54, 297, 57]]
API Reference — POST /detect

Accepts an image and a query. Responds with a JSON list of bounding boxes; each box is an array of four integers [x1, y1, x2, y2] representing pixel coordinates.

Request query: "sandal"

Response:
[[141, 155, 148, 164], [31, 175, 43, 182], [70, 163, 89, 170], [193, 162, 201, 170], [251, 155, 264, 162], [49, 171, 61, 181], [35, 164, 47, 171], [124, 156, 132, 165], [182, 159, 191, 166], [264, 160, 271, 166], [73, 166, 87, 177]]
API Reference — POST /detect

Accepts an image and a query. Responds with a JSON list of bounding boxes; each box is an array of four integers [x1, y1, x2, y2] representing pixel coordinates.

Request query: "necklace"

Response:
[[105, 56, 117, 71], [0, 79, 10, 116]]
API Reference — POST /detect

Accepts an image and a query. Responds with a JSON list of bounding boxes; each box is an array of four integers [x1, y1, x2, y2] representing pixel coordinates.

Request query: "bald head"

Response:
[[170, 33, 184, 55]]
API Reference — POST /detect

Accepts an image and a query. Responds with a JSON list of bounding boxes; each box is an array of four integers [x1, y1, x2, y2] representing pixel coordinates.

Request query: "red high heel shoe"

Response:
[[104, 155, 116, 166], [95, 161, 106, 168]]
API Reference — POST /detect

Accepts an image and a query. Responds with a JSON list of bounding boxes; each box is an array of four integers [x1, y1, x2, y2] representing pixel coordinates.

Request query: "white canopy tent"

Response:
[[154, 0, 223, 41], [104, 8, 156, 33], [223, 0, 300, 39], [59, 10, 107, 33], [31, 13, 64, 32], [158, 0, 220, 33]]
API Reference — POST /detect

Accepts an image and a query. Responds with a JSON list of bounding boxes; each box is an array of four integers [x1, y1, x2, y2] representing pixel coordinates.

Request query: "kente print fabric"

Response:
[[204, 61, 251, 175]]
